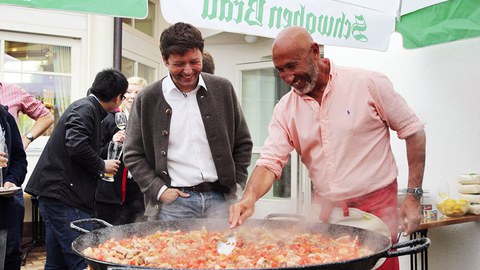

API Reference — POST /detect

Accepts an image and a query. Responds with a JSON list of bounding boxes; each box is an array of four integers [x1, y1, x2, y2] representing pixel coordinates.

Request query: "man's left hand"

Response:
[[398, 194, 423, 235]]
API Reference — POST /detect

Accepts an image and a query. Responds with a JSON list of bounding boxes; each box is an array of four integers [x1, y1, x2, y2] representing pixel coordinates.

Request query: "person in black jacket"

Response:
[[25, 68, 127, 270], [95, 76, 147, 225], [0, 104, 28, 270]]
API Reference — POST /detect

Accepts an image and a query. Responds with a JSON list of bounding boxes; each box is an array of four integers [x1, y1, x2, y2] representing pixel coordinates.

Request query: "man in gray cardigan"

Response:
[[123, 22, 252, 221]]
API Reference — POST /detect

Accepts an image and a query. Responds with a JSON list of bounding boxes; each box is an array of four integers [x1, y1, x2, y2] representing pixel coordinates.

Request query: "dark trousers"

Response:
[[38, 196, 91, 270], [95, 198, 145, 225], [0, 191, 24, 270]]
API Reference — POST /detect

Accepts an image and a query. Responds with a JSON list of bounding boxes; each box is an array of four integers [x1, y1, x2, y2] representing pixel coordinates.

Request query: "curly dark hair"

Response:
[[160, 22, 204, 61]]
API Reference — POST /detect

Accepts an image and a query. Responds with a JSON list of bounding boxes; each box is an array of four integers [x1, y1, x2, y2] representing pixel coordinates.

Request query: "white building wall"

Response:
[[326, 33, 480, 270], [205, 40, 273, 82]]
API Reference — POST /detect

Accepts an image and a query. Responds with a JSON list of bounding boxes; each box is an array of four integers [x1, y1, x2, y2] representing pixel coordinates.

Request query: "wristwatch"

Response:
[[406, 187, 424, 200], [25, 132, 35, 142]]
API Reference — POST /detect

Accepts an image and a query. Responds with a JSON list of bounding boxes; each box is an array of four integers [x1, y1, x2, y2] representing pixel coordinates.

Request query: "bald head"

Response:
[[273, 27, 313, 54], [271, 26, 328, 97]]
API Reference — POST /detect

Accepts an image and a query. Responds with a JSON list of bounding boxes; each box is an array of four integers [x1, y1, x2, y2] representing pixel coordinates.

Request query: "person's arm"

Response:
[[229, 166, 277, 228], [65, 104, 106, 176], [15, 85, 54, 149], [4, 112, 28, 187], [399, 129, 426, 235], [99, 113, 118, 159], [22, 112, 54, 149], [123, 90, 167, 201]]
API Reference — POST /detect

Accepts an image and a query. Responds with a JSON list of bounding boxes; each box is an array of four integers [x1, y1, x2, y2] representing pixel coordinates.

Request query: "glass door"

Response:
[[236, 61, 309, 219]]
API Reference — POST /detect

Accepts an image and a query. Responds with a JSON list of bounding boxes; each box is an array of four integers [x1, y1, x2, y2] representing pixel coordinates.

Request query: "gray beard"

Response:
[[296, 62, 319, 95]]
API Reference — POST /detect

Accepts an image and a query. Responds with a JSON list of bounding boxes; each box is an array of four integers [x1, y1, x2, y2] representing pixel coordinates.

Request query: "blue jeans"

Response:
[[38, 196, 91, 270], [156, 190, 230, 221]]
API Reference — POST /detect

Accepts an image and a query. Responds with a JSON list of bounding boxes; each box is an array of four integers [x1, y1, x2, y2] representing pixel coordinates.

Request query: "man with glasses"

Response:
[[25, 68, 127, 270]]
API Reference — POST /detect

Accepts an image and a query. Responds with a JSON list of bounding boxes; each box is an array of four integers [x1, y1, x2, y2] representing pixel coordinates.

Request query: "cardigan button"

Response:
[[162, 130, 169, 136], [162, 171, 168, 175], [165, 109, 172, 115], [160, 151, 166, 156]]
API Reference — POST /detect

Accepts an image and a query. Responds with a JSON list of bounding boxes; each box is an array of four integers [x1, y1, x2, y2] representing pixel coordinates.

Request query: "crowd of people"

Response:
[[1, 22, 425, 270]]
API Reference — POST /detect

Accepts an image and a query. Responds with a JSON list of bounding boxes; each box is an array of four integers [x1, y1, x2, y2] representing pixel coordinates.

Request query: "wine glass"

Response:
[[115, 112, 127, 131], [102, 141, 123, 182]]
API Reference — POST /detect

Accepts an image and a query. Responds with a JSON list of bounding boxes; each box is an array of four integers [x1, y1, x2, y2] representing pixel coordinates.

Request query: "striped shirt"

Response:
[[0, 82, 50, 121]]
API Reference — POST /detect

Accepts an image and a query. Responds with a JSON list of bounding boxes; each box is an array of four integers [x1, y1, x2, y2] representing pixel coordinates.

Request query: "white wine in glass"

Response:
[[115, 112, 127, 130]]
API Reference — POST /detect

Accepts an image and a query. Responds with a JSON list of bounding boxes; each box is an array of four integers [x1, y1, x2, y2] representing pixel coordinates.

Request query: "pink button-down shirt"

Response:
[[0, 82, 50, 121], [257, 62, 424, 201]]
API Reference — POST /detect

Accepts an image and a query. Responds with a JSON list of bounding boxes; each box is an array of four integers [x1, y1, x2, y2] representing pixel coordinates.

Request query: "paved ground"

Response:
[[21, 245, 45, 270]]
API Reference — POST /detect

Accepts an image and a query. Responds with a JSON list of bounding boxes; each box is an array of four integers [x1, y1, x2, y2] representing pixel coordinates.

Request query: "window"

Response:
[[242, 67, 291, 199], [122, 0, 156, 37], [237, 62, 303, 218], [121, 57, 156, 84], [1, 38, 73, 136]]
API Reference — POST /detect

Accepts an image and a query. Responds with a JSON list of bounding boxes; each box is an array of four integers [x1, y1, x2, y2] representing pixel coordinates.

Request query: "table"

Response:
[[409, 214, 480, 270]]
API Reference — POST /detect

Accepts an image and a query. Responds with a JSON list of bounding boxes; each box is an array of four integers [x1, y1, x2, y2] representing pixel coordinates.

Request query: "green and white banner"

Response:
[[0, 0, 148, 18], [161, 0, 395, 51], [161, 0, 479, 51], [397, 0, 480, 49]]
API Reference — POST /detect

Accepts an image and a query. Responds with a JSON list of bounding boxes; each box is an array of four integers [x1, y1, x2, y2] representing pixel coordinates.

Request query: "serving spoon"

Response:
[[217, 229, 237, 255]]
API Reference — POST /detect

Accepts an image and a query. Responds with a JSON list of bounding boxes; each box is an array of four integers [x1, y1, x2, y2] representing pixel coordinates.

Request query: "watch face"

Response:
[[26, 133, 34, 141], [407, 187, 423, 199]]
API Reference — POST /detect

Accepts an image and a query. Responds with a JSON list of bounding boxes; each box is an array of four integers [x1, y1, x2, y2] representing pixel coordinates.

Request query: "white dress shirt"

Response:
[[161, 74, 218, 189]]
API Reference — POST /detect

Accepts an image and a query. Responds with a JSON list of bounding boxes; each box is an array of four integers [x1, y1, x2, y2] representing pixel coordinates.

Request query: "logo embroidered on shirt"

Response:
[[347, 110, 351, 115]]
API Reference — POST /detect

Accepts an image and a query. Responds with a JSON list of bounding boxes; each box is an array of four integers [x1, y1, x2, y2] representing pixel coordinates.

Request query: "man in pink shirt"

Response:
[[0, 82, 54, 149], [229, 27, 426, 270]]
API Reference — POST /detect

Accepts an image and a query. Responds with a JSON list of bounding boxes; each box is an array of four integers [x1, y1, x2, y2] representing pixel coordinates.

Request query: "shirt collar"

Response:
[[162, 74, 208, 96], [89, 93, 101, 103]]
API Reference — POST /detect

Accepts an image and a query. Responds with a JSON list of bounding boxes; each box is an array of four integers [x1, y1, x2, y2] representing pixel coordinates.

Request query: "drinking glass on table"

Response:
[[102, 141, 123, 182]]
